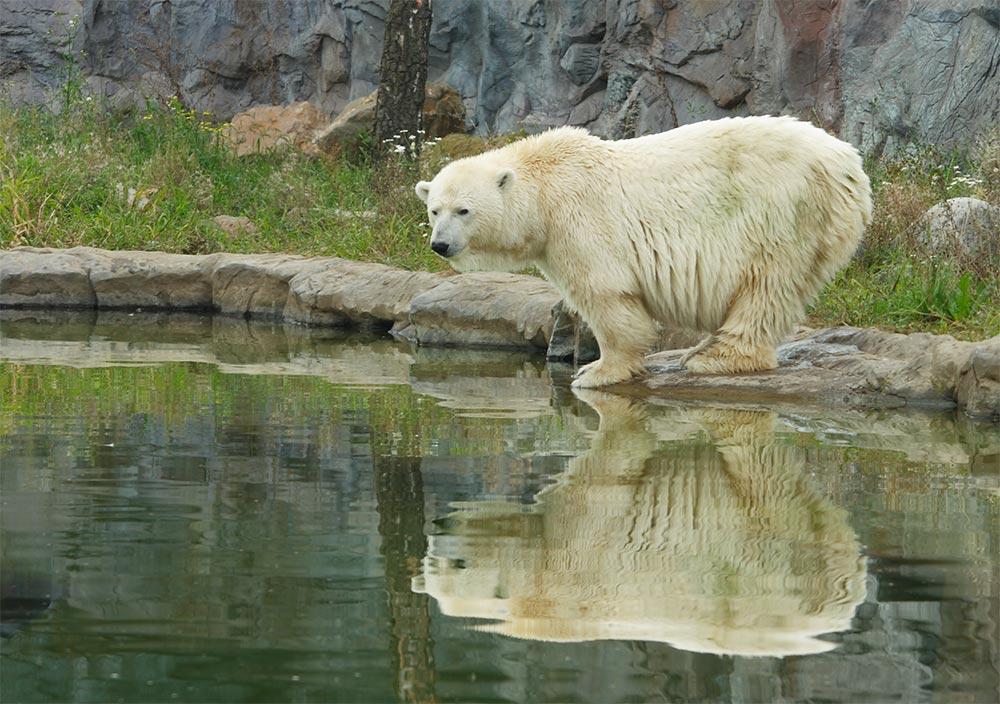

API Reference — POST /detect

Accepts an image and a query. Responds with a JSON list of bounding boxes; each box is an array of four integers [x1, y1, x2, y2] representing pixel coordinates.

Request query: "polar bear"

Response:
[[415, 116, 871, 388]]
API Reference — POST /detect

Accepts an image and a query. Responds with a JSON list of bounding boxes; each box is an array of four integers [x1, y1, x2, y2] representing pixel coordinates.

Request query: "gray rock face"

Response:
[[1, 246, 998, 419], [4, 0, 997, 154]]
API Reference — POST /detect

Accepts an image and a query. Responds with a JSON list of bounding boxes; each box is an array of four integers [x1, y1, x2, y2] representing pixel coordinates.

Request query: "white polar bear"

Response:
[[415, 116, 871, 388]]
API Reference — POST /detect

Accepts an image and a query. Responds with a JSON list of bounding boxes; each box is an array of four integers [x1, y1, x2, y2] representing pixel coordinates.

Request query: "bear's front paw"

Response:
[[571, 360, 640, 388]]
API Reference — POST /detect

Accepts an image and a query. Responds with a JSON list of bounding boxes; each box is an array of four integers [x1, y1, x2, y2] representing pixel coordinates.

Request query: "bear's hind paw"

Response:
[[684, 346, 777, 375]]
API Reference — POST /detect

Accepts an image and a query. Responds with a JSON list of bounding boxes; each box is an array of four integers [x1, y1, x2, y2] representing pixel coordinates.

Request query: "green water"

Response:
[[1, 312, 997, 704]]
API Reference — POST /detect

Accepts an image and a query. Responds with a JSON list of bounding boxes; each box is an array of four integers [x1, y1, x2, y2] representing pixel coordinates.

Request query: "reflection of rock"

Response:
[[0, 311, 563, 419], [408, 346, 554, 419], [0, 577, 53, 638], [1, 483, 60, 638], [415, 394, 867, 657]]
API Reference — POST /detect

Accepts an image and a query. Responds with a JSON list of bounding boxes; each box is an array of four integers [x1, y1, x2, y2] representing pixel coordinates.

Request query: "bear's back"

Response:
[[615, 115, 862, 175]]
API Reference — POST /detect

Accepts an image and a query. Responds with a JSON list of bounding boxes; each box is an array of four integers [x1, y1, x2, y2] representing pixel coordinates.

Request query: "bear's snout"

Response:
[[431, 240, 452, 257]]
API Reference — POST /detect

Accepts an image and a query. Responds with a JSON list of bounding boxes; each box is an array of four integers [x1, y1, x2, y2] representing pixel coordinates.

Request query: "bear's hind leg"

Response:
[[684, 270, 799, 375], [683, 335, 778, 374], [572, 295, 658, 388]]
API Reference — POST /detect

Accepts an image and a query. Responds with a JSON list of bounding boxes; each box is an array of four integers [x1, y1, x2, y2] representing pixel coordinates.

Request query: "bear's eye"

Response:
[[430, 209, 439, 217], [457, 208, 470, 216]]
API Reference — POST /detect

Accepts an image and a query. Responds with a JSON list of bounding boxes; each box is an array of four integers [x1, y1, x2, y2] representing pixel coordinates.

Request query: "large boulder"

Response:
[[420, 81, 467, 139], [393, 272, 561, 350], [222, 101, 331, 157], [210, 255, 311, 319], [285, 259, 443, 329], [312, 91, 377, 159], [913, 197, 1000, 262], [0, 247, 96, 309]]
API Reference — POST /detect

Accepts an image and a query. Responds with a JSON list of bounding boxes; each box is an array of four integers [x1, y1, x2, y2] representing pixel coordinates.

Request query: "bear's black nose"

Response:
[[431, 241, 450, 257]]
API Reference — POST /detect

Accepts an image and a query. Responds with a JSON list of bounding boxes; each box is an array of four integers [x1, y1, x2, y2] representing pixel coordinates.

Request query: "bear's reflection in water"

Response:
[[414, 393, 866, 657]]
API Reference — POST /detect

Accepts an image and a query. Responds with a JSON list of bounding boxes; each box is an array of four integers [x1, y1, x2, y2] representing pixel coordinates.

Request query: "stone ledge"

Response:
[[1, 247, 997, 420], [0, 247, 551, 350], [631, 327, 1000, 419]]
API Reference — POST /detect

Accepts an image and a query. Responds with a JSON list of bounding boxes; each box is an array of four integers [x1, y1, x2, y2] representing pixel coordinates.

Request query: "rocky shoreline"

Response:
[[2, 247, 997, 420]]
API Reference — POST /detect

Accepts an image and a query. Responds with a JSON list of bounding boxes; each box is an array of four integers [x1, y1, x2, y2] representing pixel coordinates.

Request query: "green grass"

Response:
[[0, 95, 444, 270], [810, 256, 999, 337], [808, 132, 1000, 338], [1, 93, 997, 339]]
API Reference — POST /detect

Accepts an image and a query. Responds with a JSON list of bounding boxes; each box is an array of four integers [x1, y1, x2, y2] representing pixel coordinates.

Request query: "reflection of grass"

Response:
[[0, 362, 545, 461]]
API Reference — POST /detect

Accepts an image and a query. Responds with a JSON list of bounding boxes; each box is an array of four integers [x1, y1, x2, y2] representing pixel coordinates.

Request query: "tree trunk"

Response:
[[373, 0, 433, 161]]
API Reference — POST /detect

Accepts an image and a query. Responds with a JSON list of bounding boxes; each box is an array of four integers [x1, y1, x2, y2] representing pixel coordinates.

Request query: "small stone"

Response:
[[212, 215, 258, 237]]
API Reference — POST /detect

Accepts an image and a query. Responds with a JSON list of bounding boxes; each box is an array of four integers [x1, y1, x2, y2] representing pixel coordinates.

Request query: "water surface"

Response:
[[1, 312, 997, 703]]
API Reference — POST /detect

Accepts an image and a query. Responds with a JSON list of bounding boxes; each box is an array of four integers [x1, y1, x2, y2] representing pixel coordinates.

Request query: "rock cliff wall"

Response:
[[2, 1, 998, 152]]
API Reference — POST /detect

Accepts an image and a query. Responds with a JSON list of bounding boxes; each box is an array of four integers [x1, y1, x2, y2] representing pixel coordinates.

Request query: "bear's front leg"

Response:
[[571, 295, 658, 388]]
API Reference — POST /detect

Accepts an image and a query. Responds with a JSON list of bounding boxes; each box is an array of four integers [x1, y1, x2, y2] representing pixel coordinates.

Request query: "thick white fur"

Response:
[[415, 116, 872, 387]]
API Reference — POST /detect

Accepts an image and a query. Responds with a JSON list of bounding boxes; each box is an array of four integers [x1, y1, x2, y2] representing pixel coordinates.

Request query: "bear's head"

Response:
[[415, 158, 541, 272]]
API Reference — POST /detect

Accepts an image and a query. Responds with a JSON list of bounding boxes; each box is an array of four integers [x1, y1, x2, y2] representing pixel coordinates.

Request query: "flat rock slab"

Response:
[[633, 327, 999, 419], [1, 247, 997, 420], [286, 259, 443, 329], [393, 272, 561, 350]]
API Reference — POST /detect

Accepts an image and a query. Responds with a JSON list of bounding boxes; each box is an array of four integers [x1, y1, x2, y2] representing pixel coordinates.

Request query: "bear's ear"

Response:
[[496, 168, 516, 191], [415, 181, 431, 203]]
